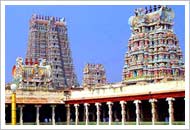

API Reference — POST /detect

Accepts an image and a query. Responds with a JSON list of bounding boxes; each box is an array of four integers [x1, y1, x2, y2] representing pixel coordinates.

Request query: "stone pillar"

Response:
[[74, 104, 79, 125], [133, 100, 141, 125], [107, 101, 113, 125], [18, 105, 24, 125], [149, 99, 157, 125], [120, 101, 126, 125], [84, 103, 90, 125], [35, 105, 41, 125], [166, 97, 175, 125], [51, 105, 56, 125], [65, 104, 70, 125], [95, 102, 101, 125]]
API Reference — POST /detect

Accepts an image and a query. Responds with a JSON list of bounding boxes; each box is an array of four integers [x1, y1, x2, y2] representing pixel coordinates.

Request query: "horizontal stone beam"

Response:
[[65, 91, 185, 104]]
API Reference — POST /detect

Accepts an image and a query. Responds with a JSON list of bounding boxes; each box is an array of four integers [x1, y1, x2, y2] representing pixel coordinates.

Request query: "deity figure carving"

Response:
[[12, 57, 52, 88], [12, 57, 24, 87]]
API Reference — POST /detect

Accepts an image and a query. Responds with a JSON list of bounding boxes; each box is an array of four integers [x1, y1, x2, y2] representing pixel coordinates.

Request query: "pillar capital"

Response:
[[133, 100, 141, 104], [35, 105, 42, 108], [95, 102, 101, 106], [120, 101, 127, 105], [18, 105, 25, 107], [50, 105, 56, 108], [166, 97, 175, 102], [84, 103, 90, 107], [149, 99, 157, 103], [74, 104, 79, 107], [107, 101, 113, 105]]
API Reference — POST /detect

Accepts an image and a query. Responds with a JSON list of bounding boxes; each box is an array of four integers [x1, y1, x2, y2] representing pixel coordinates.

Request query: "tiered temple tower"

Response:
[[122, 5, 184, 85], [26, 14, 78, 89], [82, 64, 107, 87]]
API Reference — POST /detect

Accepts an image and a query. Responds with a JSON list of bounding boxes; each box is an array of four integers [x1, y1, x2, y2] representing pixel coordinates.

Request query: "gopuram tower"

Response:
[[122, 5, 184, 85], [82, 64, 107, 87], [26, 14, 78, 89]]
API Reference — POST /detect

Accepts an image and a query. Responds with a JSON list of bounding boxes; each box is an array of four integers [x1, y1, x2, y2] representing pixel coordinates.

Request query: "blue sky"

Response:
[[5, 5, 185, 84]]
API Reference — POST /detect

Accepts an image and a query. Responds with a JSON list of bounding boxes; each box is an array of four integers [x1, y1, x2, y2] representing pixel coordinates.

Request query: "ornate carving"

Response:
[[12, 57, 52, 89]]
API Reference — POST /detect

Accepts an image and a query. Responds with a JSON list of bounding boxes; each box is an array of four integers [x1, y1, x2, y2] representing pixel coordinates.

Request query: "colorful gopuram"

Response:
[[11, 57, 52, 89], [122, 5, 184, 85], [82, 64, 107, 87], [26, 14, 78, 89]]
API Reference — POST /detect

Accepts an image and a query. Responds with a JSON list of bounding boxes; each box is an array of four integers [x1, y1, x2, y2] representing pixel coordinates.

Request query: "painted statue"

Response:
[[12, 57, 24, 87], [12, 57, 52, 88]]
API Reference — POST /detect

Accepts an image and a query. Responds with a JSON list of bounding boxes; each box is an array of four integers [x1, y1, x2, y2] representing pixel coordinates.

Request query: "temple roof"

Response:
[[129, 5, 174, 29]]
